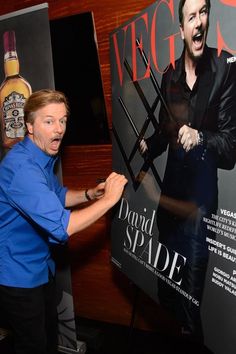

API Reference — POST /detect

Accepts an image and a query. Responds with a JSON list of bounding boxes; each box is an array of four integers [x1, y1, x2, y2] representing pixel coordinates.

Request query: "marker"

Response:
[[96, 178, 106, 183]]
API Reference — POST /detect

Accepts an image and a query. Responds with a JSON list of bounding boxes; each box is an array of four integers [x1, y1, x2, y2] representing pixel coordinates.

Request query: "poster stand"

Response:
[[125, 284, 140, 353], [58, 341, 86, 354]]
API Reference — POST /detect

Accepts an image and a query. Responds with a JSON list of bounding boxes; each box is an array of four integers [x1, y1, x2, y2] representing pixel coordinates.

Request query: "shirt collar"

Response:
[[21, 136, 58, 169], [172, 45, 210, 83]]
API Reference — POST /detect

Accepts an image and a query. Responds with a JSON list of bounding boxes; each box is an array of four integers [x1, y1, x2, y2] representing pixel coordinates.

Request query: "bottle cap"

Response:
[[3, 31, 16, 53]]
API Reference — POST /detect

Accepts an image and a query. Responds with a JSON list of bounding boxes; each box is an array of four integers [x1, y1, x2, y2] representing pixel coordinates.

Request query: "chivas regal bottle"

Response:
[[0, 30, 32, 149]]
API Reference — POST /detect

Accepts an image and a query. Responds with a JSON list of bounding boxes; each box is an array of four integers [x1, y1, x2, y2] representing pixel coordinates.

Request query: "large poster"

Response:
[[0, 5, 81, 353], [110, 1, 236, 353]]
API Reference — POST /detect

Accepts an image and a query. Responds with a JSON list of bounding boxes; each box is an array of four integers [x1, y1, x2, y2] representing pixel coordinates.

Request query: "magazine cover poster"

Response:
[[110, 1, 236, 352]]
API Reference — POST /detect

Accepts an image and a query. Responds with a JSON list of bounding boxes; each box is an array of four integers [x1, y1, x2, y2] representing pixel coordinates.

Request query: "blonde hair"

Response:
[[24, 89, 69, 125]]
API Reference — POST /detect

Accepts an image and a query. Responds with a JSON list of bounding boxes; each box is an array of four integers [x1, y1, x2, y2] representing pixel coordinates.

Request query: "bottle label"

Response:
[[4, 51, 17, 61], [3, 91, 26, 138]]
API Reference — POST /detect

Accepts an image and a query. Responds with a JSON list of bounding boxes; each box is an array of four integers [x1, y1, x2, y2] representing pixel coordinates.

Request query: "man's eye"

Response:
[[46, 120, 52, 125]]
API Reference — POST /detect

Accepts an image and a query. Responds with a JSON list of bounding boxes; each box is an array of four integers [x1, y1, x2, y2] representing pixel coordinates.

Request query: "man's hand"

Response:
[[90, 173, 127, 201], [103, 172, 128, 205], [67, 172, 127, 236], [178, 124, 199, 152], [89, 181, 106, 200]]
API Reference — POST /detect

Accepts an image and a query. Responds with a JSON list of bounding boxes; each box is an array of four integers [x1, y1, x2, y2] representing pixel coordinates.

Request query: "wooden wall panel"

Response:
[[0, 0, 179, 333]]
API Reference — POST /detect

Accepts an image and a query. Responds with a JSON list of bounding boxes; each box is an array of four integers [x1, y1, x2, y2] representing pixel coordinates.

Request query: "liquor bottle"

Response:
[[0, 30, 32, 150]]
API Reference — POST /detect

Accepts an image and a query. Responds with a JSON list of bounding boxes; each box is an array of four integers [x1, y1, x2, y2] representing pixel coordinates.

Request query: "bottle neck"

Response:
[[4, 50, 19, 77]]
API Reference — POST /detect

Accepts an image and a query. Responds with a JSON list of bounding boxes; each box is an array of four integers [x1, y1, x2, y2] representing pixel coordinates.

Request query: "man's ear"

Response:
[[26, 122, 33, 134], [180, 24, 184, 40]]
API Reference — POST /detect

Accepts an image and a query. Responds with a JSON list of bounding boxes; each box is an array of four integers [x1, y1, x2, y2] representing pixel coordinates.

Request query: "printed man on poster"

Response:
[[140, 0, 236, 341]]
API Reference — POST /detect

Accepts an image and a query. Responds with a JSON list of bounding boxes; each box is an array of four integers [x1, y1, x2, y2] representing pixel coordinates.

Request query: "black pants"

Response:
[[0, 276, 58, 354]]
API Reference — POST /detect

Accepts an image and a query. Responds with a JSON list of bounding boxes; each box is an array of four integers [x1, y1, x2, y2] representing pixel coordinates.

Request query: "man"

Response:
[[0, 89, 127, 354], [140, 0, 236, 342]]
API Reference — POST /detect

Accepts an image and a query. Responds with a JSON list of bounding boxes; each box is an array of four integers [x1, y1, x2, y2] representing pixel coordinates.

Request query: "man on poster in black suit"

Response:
[[140, 0, 236, 342]]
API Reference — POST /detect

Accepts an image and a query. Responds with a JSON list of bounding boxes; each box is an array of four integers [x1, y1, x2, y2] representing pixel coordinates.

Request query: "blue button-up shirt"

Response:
[[0, 136, 70, 287]]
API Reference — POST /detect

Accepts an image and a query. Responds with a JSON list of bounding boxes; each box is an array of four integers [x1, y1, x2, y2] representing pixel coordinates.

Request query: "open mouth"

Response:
[[192, 31, 204, 49], [50, 137, 62, 151]]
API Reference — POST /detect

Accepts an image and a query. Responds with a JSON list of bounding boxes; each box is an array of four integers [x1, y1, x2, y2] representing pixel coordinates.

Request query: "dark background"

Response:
[[50, 12, 111, 145]]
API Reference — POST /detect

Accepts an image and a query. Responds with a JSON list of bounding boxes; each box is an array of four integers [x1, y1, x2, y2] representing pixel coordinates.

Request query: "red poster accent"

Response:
[[220, 0, 236, 6], [217, 22, 236, 56], [131, 13, 150, 82], [111, 26, 129, 86], [151, 0, 175, 73]]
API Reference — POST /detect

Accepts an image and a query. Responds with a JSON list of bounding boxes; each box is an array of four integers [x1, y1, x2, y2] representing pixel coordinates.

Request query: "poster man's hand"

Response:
[[178, 125, 199, 152], [139, 138, 148, 155]]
